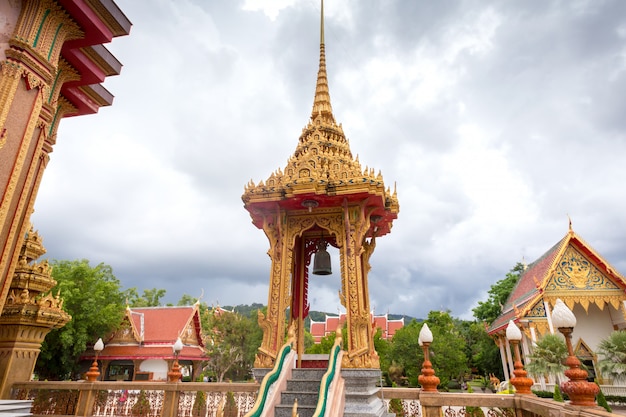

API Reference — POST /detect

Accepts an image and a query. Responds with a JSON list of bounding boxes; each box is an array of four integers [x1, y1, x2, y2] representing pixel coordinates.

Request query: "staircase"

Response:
[[274, 368, 325, 417], [0, 400, 32, 417]]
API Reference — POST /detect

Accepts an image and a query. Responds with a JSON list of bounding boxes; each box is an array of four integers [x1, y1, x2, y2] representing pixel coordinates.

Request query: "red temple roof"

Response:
[[82, 304, 207, 361]]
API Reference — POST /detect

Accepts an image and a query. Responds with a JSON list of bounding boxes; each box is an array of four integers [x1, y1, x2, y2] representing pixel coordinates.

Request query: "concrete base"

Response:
[[341, 369, 394, 417]]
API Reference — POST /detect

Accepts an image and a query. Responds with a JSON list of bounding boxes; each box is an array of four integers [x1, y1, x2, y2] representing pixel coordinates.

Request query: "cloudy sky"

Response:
[[31, 0, 626, 320]]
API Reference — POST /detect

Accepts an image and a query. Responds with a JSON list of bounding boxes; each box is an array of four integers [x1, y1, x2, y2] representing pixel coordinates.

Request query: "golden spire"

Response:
[[311, 0, 334, 122]]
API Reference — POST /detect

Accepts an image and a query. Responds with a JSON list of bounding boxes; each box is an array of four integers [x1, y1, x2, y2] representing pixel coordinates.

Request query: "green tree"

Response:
[[426, 311, 469, 388], [458, 321, 502, 379], [387, 311, 468, 388], [388, 320, 421, 386], [305, 326, 347, 354], [204, 308, 262, 382], [597, 331, 626, 383], [177, 294, 199, 306], [374, 327, 392, 382], [36, 260, 127, 380], [525, 333, 567, 387], [473, 263, 524, 324], [127, 287, 166, 307]]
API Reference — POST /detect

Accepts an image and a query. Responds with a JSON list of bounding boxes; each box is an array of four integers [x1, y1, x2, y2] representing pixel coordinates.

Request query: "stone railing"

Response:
[[378, 388, 617, 417], [11, 381, 258, 417], [532, 383, 626, 398], [11, 381, 619, 417]]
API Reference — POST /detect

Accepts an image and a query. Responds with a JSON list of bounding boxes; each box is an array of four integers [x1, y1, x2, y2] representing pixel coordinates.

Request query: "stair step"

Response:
[[281, 391, 319, 406], [291, 368, 326, 380], [286, 379, 322, 392], [275, 403, 316, 417], [0, 400, 32, 416]]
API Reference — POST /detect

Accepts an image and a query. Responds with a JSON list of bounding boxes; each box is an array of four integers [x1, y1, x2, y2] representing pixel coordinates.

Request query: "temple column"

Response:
[[255, 212, 292, 368], [0, 227, 70, 398]]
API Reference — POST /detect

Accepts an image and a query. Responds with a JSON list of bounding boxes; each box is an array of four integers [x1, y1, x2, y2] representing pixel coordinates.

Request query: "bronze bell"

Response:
[[312, 240, 332, 275]]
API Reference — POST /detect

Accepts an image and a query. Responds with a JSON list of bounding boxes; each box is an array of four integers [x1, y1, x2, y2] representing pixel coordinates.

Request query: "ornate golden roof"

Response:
[[242, 2, 399, 235], [489, 225, 626, 335]]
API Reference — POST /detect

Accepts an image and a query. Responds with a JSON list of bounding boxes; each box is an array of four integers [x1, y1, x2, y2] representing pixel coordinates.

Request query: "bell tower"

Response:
[[242, 1, 399, 369]]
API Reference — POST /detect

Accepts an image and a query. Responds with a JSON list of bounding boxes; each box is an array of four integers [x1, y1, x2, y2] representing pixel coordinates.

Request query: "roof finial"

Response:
[[568, 214, 573, 232], [311, 0, 334, 122], [321, 0, 325, 44]]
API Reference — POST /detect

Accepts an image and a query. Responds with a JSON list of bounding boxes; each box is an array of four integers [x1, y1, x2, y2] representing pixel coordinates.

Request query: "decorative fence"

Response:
[[11, 381, 622, 417], [12, 382, 258, 417]]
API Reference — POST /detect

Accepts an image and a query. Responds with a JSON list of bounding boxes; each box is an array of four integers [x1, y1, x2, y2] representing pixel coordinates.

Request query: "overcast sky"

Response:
[[31, 0, 626, 320]]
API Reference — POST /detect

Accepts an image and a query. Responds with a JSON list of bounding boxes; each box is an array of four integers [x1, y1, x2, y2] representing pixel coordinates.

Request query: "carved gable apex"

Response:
[[180, 304, 204, 347], [107, 309, 140, 344], [181, 321, 199, 345], [542, 235, 626, 312], [545, 245, 620, 292]]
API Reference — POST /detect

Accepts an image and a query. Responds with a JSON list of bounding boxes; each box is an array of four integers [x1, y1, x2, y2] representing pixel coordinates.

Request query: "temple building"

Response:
[[81, 304, 208, 382], [0, 0, 130, 397], [489, 224, 626, 385], [310, 312, 404, 343]]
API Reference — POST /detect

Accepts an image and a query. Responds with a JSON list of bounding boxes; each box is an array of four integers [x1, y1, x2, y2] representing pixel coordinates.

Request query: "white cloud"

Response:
[[29, 0, 626, 319], [242, 0, 297, 20]]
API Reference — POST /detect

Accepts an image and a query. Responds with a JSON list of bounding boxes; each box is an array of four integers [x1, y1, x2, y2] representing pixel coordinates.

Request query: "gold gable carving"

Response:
[[526, 300, 546, 318], [575, 339, 595, 360], [108, 316, 138, 344], [542, 245, 625, 312], [181, 322, 198, 345], [547, 246, 618, 290]]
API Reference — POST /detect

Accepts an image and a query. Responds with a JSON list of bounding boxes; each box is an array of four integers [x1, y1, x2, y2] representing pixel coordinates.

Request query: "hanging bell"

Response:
[[312, 240, 332, 275]]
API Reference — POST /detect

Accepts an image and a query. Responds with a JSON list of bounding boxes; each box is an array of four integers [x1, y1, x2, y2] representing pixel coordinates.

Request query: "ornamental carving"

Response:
[[526, 300, 546, 318], [547, 246, 619, 291]]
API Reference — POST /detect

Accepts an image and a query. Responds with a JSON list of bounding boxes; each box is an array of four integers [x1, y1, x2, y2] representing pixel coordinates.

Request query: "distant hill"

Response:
[[222, 304, 421, 329]]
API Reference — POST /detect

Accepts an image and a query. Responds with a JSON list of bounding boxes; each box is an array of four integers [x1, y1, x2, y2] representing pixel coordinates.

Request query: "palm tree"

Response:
[[525, 334, 568, 389], [597, 331, 626, 383]]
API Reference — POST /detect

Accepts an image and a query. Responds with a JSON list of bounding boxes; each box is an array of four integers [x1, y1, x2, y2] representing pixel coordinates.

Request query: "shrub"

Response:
[[223, 391, 238, 417], [531, 390, 553, 398], [192, 391, 207, 417], [605, 395, 626, 405], [596, 385, 611, 413], [553, 385, 564, 403], [448, 380, 462, 390], [466, 406, 485, 417], [131, 391, 151, 416]]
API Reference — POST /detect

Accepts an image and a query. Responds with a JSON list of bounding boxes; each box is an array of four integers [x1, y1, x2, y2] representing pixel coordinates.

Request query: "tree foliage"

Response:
[[458, 321, 502, 379], [126, 287, 166, 307], [425, 311, 469, 388], [472, 263, 524, 324], [597, 331, 626, 383], [203, 308, 262, 382], [36, 260, 127, 380], [386, 311, 468, 388], [525, 333, 567, 381]]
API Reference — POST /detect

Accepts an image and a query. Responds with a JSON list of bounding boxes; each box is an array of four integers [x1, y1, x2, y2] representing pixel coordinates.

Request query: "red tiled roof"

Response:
[[489, 236, 567, 334], [130, 306, 199, 343], [82, 305, 207, 361]]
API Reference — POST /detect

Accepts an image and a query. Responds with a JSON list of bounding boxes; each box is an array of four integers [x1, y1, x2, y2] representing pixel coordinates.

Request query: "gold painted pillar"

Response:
[[339, 202, 378, 369], [255, 211, 292, 368], [0, 0, 81, 314]]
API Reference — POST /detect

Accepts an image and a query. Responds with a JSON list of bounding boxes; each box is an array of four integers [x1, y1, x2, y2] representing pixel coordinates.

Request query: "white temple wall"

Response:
[[570, 303, 615, 352], [140, 359, 169, 381]]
